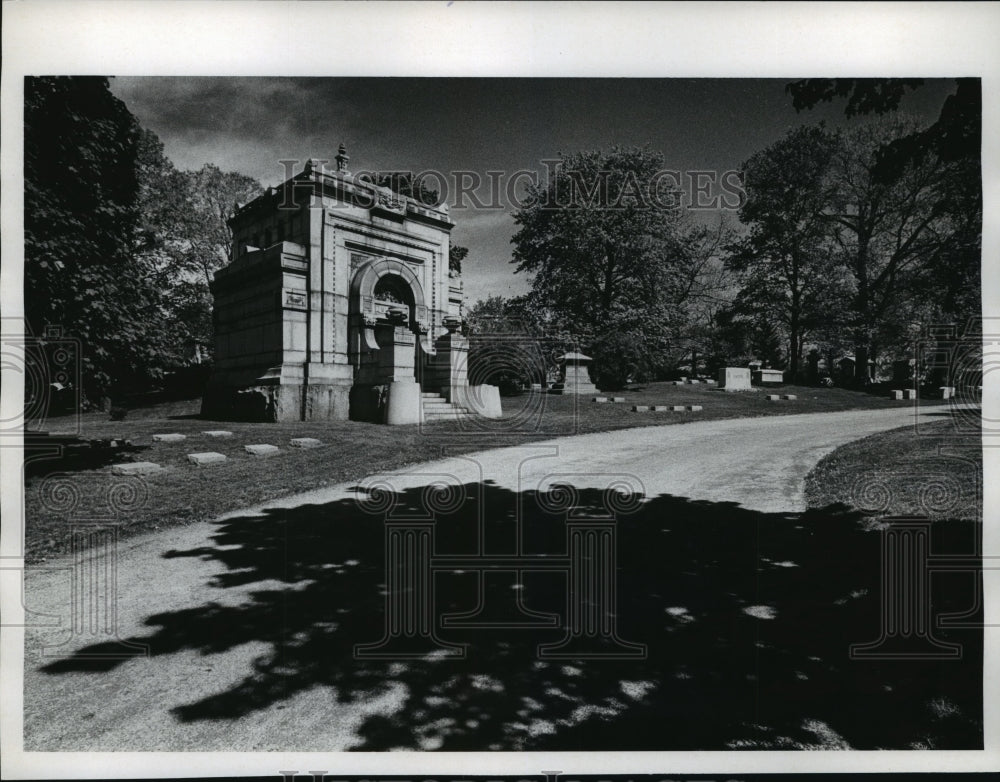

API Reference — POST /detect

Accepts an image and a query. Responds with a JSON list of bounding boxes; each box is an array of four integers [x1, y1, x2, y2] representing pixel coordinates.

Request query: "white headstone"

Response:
[[718, 367, 751, 392]]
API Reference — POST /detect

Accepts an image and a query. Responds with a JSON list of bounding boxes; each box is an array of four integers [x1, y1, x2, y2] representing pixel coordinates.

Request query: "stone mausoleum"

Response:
[[202, 146, 500, 424]]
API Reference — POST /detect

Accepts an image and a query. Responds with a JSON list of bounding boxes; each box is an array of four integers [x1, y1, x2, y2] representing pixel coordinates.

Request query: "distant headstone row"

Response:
[[631, 405, 702, 412]]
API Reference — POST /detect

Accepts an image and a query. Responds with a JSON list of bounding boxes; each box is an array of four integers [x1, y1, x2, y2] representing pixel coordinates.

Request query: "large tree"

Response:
[[185, 164, 262, 285], [823, 118, 976, 384], [25, 78, 267, 400], [511, 146, 708, 386], [24, 76, 159, 400], [727, 125, 847, 378]]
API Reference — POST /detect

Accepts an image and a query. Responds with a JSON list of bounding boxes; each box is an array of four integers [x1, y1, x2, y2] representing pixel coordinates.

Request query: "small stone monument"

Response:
[[551, 352, 599, 395], [719, 367, 752, 392]]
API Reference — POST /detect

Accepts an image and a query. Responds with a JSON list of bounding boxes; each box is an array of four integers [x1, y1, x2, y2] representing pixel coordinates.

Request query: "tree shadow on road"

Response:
[[39, 483, 983, 750]]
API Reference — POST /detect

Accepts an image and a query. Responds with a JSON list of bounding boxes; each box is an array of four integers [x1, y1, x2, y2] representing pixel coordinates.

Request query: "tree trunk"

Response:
[[854, 328, 872, 387]]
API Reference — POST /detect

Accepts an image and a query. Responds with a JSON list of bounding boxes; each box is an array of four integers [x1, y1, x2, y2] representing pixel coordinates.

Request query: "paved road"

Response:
[[21, 406, 939, 751]]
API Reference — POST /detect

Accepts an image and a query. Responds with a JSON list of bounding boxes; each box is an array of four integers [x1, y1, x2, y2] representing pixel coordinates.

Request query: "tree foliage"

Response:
[[822, 117, 978, 382], [511, 146, 720, 387], [727, 125, 848, 377], [25, 77, 264, 401], [25, 77, 153, 400]]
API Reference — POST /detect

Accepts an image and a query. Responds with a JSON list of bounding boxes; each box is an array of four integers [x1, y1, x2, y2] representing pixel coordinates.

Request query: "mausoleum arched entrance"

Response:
[[348, 257, 429, 422]]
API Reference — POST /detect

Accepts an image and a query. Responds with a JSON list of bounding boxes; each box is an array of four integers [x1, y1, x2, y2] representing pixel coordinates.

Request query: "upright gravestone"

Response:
[[551, 352, 600, 395], [718, 367, 752, 392]]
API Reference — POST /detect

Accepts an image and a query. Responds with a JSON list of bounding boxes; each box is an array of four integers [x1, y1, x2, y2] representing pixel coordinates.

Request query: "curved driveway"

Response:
[[234, 406, 935, 516], [22, 406, 942, 751]]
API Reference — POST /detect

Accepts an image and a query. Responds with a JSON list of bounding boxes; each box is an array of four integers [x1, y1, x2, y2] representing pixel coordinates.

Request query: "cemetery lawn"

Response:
[[805, 417, 982, 521], [25, 383, 949, 561]]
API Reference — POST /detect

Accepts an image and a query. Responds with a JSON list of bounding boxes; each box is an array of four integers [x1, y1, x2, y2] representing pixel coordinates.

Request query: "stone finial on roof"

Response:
[[336, 143, 350, 173]]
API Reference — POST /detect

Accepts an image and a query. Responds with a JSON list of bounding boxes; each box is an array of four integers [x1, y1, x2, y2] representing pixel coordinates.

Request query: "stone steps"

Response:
[[421, 391, 473, 422]]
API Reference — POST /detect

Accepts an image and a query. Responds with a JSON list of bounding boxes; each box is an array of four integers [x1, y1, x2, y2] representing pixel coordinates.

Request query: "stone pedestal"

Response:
[[552, 352, 599, 395], [385, 378, 422, 425], [458, 384, 502, 418]]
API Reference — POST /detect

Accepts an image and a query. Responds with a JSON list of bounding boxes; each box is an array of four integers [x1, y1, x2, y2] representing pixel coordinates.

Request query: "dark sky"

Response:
[[109, 77, 956, 305]]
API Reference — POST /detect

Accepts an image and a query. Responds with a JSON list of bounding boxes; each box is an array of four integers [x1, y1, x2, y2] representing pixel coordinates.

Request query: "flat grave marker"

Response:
[[187, 452, 227, 466], [111, 461, 162, 476], [245, 444, 280, 457], [152, 433, 186, 443], [290, 437, 324, 449]]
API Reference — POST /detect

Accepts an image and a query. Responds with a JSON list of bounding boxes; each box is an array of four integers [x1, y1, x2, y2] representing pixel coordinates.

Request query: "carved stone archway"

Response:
[[350, 257, 428, 333]]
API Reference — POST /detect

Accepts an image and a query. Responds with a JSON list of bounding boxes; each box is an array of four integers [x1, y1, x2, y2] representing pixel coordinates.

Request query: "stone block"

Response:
[[903, 389, 917, 400], [187, 452, 227, 466], [753, 368, 785, 385], [782, 394, 797, 401], [611, 396, 625, 403], [672, 381, 685, 386], [766, 394, 782, 401], [111, 461, 162, 476], [152, 433, 186, 443], [202, 430, 233, 438], [651, 405, 670, 411], [686, 379, 701, 384], [670, 405, 686, 412], [245, 443, 280, 457], [939, 386, 955, 399], [719, 367, 752, 392], [632, 405, 650, 412], [705, 379, 717, 385], [890, 390, 904, 400], [686, 405, 703, 412], [290, 437, 323, 448], [592, 397, 609, 403]]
